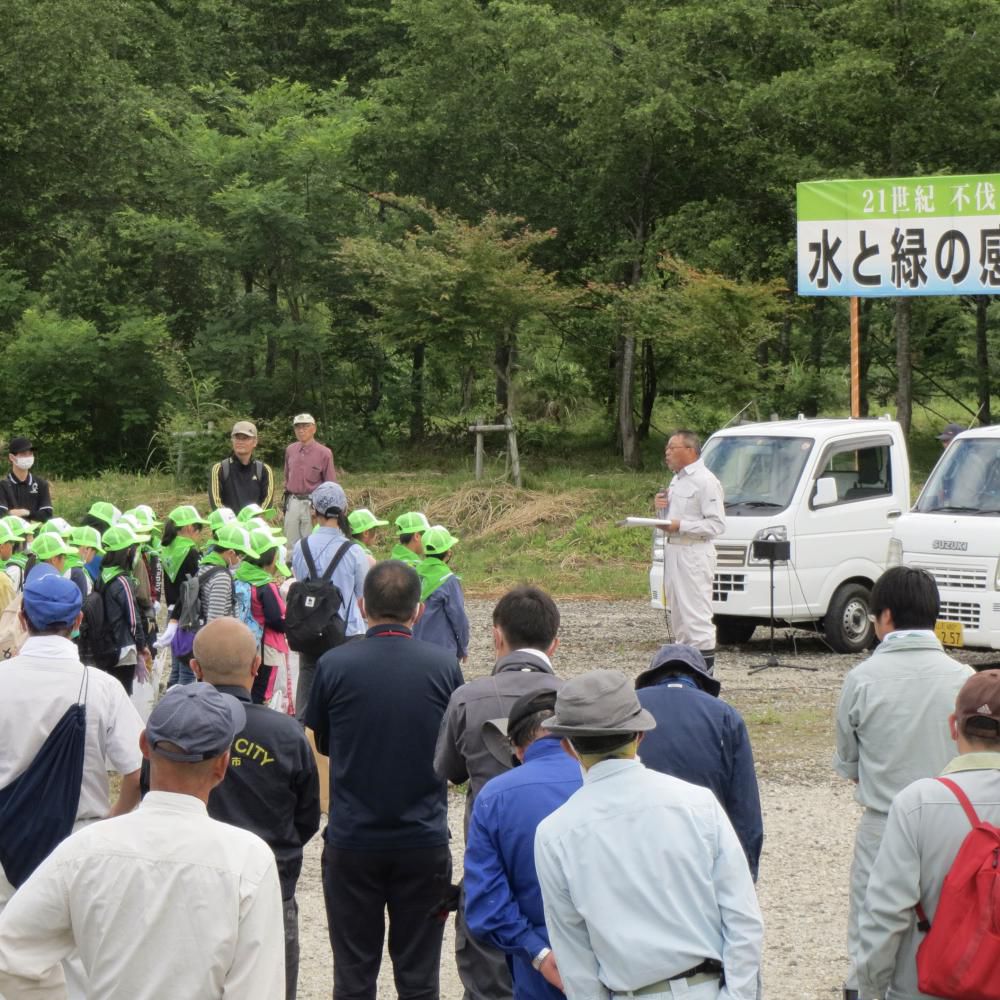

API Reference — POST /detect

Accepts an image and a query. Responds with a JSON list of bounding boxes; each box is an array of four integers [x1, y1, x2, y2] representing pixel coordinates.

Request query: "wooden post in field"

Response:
[[468, 418, 522, 487], [850, 296, 861, 418]]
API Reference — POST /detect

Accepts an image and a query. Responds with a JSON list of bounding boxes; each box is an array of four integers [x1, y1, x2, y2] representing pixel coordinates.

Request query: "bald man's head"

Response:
[[191, 618, 259, 687]]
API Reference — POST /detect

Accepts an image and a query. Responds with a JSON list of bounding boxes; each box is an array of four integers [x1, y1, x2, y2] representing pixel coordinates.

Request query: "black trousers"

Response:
[[284, 895, 300, 1000], [322, 842, 452, 1000]]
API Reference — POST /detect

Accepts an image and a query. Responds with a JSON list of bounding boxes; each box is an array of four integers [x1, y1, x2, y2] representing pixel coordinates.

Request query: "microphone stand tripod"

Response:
[[749, 542, 818, 675]]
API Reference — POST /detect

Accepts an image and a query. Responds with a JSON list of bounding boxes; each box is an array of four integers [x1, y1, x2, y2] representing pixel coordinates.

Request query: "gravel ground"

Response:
[[293, 599, 993, 1000]]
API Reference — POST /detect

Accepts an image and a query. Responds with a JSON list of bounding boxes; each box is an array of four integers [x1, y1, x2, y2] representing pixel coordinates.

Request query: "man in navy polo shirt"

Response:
[[306, 560, 464, 1000], [0, 436, 53, 522]]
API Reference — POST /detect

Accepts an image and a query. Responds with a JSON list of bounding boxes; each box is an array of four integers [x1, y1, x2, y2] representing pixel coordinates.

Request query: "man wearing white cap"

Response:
[[209, 420, 275, 515], [0, 682, 284, 999], [534, 669, 762, 1000], [283, 414, 336, 554]]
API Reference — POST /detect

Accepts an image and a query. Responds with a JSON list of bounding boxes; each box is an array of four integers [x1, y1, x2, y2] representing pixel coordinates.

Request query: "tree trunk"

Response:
[[495, 330, 517, 418], [894, 298, 912, 435], [977, 296, 992, 426], [638, 338, 656, 439], [461, 367, 475, 410], [618, 332, 640, 468], [409, 343, 425, 444], [265, 278, 279, 379], [806, 319, 823, 418]]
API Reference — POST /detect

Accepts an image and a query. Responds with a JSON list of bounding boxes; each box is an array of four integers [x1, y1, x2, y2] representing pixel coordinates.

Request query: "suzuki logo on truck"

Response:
[[932, 539, 968, 551]]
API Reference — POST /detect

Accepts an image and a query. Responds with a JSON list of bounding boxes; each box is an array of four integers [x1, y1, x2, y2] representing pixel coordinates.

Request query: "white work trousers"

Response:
[[663, 541, 716, 650]]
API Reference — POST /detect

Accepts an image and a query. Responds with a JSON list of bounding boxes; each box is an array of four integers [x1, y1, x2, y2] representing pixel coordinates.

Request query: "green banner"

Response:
[[797, 174, 1000, 222]]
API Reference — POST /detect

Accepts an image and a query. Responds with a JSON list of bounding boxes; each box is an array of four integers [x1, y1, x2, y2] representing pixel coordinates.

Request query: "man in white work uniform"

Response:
[[654, 430, 725, 671]]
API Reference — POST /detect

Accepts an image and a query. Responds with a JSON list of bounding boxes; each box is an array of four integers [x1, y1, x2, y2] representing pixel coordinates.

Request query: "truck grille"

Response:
[[715, 544, 747, 567], [713, 573, 747, 603], [912, 561, 989, 591], [939, 601, 981, 627]]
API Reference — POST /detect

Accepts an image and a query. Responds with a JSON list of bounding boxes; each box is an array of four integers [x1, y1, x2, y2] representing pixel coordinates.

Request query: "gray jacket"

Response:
[[859, 754, 1000, 999], [833, 630, 972, 812], [434, 650, 560, 832]]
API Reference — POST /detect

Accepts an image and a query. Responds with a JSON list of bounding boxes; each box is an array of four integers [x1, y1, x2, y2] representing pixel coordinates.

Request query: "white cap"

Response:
[[293, 413, 316, 425]]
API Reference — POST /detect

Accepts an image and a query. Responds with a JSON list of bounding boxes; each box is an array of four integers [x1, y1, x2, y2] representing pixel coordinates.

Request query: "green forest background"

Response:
[[4, 0, 999, 483]]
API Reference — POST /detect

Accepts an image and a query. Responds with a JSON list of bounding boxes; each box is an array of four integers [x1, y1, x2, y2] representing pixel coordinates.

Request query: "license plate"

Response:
[[935, 621, 964, 647]]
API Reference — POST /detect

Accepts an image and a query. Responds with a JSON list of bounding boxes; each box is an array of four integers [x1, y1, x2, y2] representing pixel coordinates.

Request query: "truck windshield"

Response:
[[702, 435, 813, 514], [915, 438, 1000, 514]]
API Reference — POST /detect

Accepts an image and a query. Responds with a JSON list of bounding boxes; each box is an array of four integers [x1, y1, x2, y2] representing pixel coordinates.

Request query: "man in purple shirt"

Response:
[[283, 414, 336, 553]]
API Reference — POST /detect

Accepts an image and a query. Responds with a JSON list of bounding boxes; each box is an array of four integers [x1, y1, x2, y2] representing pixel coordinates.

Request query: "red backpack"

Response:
[[915, 777, 1000, 1000]]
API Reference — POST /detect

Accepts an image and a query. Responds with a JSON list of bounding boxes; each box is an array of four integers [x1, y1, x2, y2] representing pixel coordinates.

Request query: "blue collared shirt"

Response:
[[534, 758, 762, 1000], [464, 737, 582, 1000], [291, 526, 368, 636]]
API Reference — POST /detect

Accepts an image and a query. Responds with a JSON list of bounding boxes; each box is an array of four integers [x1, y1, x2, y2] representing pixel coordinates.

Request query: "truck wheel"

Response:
[[824, 583, 874, 653], [714, 615, 757, 645]]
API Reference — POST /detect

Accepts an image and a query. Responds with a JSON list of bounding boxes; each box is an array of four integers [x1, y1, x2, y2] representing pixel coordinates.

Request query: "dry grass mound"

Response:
[[354, 483, 593, 540]]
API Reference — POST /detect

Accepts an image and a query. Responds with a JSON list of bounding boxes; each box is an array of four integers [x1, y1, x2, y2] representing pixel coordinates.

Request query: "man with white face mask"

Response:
[[0, 437, 52, 522]]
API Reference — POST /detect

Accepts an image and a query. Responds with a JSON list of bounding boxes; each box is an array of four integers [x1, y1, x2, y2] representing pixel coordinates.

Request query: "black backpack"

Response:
[[285, 539, 353, 658], [78, 580, 120, 670]]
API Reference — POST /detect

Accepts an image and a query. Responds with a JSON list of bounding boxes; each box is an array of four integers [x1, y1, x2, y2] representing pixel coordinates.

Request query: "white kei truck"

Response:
[[889, 424, 1000, 650], [646, 417, 911, 652]]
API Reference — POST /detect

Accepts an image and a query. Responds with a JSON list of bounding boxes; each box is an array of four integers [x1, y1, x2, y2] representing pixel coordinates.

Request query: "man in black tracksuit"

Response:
[[191, 617, 320, 1000], [306, 560, 465, 1000], [208, 420, 275, 514]]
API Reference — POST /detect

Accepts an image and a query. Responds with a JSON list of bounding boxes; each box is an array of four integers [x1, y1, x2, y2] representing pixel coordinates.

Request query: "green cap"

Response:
[[69, 525, 106, 554], [102, 523, 144, 553], [214, 522, 256, 557], [168, 505, 209, 528], [118, 513, 152, 542], [124, 506, 161, 531], [36, 517, 74, 538], [1, 515, 32, 539], [248, 526, 287, 558], [422, 525, 458, 555], [237, 503, 276, 523], [395, 511, 430, 535], [88, 502, 122, 527], [207, 507, 237, 534], [349, 508, 390, 535], [0, 522, 20, 546], [30, 533, 78, 561]]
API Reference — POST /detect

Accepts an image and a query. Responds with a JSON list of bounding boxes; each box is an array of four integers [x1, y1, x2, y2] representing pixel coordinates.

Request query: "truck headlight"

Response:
[[887, 538, 903, 568]]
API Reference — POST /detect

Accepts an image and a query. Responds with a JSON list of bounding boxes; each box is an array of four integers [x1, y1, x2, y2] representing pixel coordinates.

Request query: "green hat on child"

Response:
[[349, 509, 389, 535], [168, 505, 210, 528], [214, 523, 256, 557], [36, 517, 74, 538], [422, 525, 459, 555], [70, 525, 106, 554], [30, 533, 78, 561], [103, 523, 145, 553], [395, 511, 430, 535]]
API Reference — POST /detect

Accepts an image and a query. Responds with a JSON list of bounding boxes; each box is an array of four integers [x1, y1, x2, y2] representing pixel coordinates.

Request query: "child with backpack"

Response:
[[66, 525, 104, 601], [412, 525, 469, 663], [237, 526, 292, 708], [157, 505, 209, 685], [198, 522, 255, 624], [97, 523, 150, 694]]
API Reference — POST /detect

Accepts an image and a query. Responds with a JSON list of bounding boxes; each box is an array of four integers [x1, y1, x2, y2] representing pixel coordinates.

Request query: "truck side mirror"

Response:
[[813, 476, 838, 507]]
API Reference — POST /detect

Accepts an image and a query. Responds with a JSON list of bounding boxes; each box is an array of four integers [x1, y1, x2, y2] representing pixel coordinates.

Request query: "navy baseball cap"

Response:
[[145, 683, 246, 763], [22, 573, 83, 628]]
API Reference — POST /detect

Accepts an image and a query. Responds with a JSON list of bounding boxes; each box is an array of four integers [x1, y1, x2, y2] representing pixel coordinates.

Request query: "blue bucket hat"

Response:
[[22, 573, 83, 629]]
